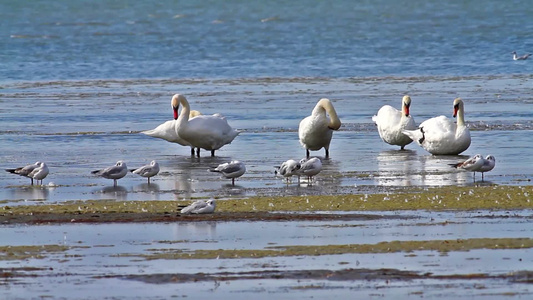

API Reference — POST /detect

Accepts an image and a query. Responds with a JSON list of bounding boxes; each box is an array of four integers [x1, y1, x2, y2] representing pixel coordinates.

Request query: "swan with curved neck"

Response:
[[174, 94, 239, 157], [403, 98, 471, 155], [298, 98, 341, 158], [142, 98, 201, 156], [372, 95, 417, 150]]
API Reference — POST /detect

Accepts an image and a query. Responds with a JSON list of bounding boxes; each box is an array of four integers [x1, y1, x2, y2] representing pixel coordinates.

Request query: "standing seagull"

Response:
[[91, 160, 128, 186], [298, 157, 322, 184], [28, 162, 49, 185], [130, 160, 160, 184], [180, 199, 216, 214], [5, 161, 42, 185], [372, 95, 417, 150], [449, 154, 484, 181], [512, 51, 531, 60], [209, 160, 246, 186], [479, 155, 496, 181], [298, 98, 342, 158], [275, 159, 301, 183]]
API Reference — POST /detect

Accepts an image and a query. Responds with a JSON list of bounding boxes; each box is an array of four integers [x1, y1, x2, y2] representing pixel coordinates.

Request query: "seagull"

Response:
[[180, 199, 216, 214], [130, 160, 160, 184], [449, 154, 484, 181], [209, 160, 246, 186], [479, 155, 496, 181], [28, 162, 49, 185], [91, 160, 128, 186], [274, 159, 301, 183], [298, 157, 322, 184], [512, 51, 531, 60], [5, 161, 42, 185]]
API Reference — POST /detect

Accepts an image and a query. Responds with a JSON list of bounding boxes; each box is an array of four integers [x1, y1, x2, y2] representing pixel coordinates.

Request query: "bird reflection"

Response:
[[376, 149, 417, 186], [10, 186, 50, 201], [94, 185, 128, 201], [170, 222, 217, 240], [376, 150, 475, 186]]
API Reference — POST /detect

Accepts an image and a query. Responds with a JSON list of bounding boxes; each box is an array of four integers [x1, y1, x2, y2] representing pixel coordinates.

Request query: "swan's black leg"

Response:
[[211, 150, 215, 157], [306, 149, 310, 158], [325, 149, 329, 159]]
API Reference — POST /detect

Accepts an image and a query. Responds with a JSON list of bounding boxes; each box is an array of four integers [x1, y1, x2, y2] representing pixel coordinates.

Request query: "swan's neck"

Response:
[[456, 105, 465, 127], [315, 99, 341, 130], [176, 97, 191, 127]]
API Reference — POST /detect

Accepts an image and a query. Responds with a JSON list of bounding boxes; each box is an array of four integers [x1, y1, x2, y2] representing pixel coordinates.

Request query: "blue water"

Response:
[[1, 0, 532, 81]]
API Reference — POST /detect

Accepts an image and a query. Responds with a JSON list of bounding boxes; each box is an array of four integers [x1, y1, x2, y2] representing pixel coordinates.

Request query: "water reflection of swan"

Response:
[[376, 150, 417, 186], [376, 151, 474, 186], [418, 155, 471, 186]]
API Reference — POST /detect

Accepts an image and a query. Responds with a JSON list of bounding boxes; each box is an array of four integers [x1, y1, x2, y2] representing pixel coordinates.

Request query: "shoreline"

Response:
[[2, 185, 531, 225]]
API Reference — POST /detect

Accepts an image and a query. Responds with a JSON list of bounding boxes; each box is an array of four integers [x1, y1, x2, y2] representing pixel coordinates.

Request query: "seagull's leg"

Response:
[[31, 178, 34, 185], [232, 178, 235, 186], [148, 177, 151, 185], [114, 179, 117, 187], [306, 149, 310, 158], [481, 172, 484, 182]]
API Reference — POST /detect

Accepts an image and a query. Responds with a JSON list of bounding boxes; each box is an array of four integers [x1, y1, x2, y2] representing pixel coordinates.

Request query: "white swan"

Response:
[[403, 98, 471, 155], [372, 95, 417, 150], [298, 98, 341, 158], [173, 94, 239, 157], [142, 105, 202, 156]]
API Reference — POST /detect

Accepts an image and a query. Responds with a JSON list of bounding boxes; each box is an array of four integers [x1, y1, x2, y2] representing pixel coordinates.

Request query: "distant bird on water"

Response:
[[180, 199, 216, 214], [5, 161, 42, 185], [130, 160, 160, 184], [209, 160, 246, 186], [91, 160, 128, 186], [512, 51, 531, 60]]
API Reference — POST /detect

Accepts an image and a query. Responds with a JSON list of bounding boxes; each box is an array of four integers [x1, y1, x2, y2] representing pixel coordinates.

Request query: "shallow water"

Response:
[[1, 210, 532, 299], [1, 75, 531, 205]]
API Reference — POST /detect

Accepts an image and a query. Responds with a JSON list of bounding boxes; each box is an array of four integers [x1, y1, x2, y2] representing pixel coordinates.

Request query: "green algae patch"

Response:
[[0, 245, 71, 261], [0, 185, 531, 219], [121, 238, 533, 260]]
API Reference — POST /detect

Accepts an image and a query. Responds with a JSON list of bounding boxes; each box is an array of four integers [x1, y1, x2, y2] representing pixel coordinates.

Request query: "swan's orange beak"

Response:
[[173, 105, 179, 120], [404, 105, 410, 117], [453, 105, 458, 118]]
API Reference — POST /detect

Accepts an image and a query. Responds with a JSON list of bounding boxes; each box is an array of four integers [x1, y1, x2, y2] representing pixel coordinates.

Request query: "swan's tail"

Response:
[[402, 128, 425, 145]]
